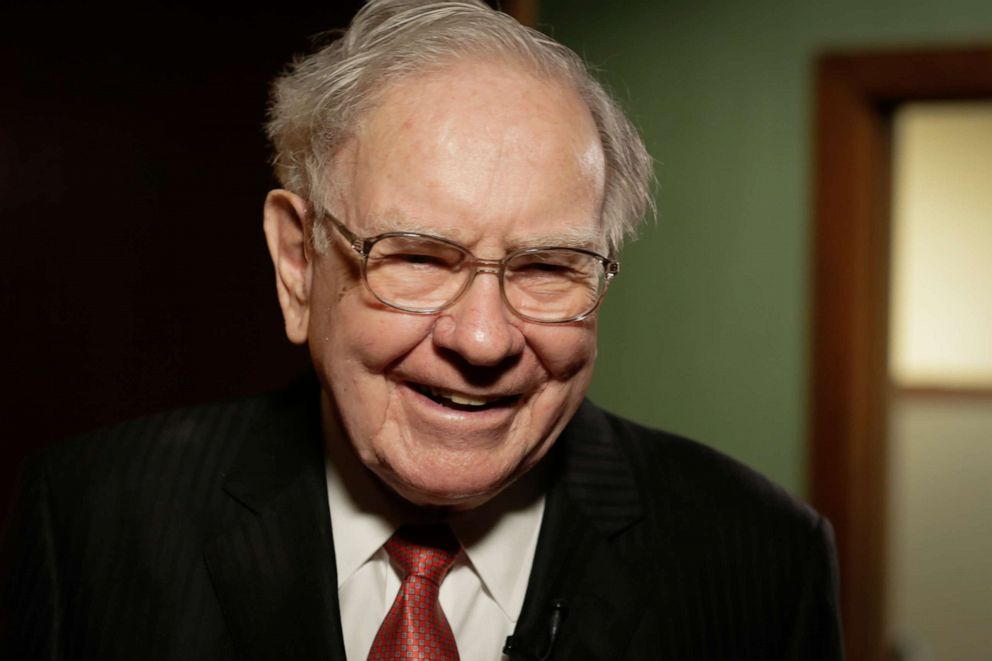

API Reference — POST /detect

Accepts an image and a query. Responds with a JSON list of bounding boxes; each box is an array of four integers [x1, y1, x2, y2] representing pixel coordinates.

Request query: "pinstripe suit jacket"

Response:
[[2, 377, 842, 660]]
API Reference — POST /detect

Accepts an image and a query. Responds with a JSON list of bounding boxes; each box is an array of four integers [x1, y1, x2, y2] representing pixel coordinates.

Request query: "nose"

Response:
[[431, 271, 525, 366]]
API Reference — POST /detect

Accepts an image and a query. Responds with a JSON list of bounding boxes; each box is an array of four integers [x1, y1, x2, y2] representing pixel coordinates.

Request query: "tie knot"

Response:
[[385, 525, 460, 585]]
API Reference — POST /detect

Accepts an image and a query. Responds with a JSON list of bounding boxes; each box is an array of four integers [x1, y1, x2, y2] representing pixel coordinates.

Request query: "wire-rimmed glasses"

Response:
[[321, 211, 619, 324]]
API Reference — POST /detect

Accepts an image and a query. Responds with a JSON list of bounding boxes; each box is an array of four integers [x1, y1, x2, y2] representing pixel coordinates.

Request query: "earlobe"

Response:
[[263, 189, 312, 345]]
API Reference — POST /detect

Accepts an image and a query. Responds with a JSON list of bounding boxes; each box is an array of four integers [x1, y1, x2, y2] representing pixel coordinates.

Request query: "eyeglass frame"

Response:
[[317, 209, 620, 324]]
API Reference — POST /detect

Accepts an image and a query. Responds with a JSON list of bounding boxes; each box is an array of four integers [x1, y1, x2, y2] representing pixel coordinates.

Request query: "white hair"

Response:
[[266, 0, 654, 255]]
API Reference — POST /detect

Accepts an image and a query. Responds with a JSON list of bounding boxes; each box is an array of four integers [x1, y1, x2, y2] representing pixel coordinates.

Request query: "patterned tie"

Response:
[[367, 525, 461, 661]]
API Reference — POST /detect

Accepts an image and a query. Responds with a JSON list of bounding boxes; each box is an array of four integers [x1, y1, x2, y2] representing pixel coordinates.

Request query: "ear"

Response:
[[263, 189, 312, 345]]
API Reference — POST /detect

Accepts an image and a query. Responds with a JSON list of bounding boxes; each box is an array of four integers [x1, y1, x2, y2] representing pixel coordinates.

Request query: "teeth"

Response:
[[448, 392, 488, 406], [424, 385, 491, 407]]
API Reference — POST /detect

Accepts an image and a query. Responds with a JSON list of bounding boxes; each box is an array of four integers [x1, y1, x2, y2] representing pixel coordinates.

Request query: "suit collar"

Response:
[[509, 400, 656, 660], [203, 384, 654, 661], [218, 375, 323, 514], [203, 375, 347, 661], [556, 399, 643, 536]]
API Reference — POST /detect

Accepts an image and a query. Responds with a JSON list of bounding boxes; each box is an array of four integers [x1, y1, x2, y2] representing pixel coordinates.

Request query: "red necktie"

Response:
[[367, 525, 461, 661]]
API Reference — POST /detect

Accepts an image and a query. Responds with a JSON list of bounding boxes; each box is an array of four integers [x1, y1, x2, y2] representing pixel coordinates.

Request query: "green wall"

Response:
[[540, 0, 992, 494]]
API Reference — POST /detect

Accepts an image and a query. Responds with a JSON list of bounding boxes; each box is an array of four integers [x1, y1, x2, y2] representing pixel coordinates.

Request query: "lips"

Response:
[[409, 382, 519, 411]]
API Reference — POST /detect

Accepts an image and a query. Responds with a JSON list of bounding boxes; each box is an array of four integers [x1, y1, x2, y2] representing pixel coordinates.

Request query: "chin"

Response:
[[378, 458, 521, 511]]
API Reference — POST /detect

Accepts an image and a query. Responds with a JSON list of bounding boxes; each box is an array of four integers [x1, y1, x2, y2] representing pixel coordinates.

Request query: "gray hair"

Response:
[[266, 0, 653, 255]]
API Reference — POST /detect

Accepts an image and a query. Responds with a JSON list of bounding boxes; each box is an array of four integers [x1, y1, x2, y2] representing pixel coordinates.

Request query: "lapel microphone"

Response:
[[502, 598, 569, 659], [539, 598, 569, 660]]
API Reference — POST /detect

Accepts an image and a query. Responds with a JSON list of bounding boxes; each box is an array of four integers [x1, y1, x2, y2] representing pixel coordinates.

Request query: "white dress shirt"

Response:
[[325, 429, 546, 661]]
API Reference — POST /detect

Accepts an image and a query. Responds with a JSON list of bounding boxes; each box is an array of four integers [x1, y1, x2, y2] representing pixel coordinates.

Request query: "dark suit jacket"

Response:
[[2, 377, 842, 660]]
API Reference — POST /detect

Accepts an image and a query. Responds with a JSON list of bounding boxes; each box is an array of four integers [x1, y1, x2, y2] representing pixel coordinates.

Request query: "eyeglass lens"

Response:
[[363, 235, 606, 322]]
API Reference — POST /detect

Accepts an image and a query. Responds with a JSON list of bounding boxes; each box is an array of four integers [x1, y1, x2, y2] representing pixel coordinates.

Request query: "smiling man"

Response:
[[266, 53, 608, 512], [2, 1, 842, 659]]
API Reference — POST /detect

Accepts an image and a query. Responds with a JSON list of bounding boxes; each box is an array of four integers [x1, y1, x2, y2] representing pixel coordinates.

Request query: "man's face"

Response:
[[304, 60, 606, 510]]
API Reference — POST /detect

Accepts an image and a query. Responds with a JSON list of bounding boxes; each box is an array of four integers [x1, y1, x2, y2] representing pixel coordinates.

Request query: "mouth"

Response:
[[409, 382, 520, 412]]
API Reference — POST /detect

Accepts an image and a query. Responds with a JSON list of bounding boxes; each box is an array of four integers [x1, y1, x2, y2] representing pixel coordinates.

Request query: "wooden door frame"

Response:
[[810, 47, 992, 661], [500, 0, 539, 26]]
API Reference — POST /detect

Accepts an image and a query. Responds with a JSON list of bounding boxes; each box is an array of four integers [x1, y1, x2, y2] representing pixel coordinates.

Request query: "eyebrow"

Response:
[[505, 228, 606, 252], [361, 213, 607, 253], [361, 214, 471, 242]]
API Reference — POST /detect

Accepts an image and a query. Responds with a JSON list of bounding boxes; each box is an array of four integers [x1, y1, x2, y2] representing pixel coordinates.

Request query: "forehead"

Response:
[[333, 58, 607, 251]]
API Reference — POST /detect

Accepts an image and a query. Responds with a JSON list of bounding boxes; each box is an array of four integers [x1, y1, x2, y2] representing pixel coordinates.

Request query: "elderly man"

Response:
[[2, 1, 842, 659]]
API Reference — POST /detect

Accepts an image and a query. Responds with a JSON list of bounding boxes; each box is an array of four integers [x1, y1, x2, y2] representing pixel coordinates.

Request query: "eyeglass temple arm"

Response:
[[321, 209, 368, 256]]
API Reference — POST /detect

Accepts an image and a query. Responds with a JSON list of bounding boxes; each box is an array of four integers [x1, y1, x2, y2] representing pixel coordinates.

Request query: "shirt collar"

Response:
[[324, 424, 400, 588], [323, 416, 546, 620], [449, 468, 545, 621]]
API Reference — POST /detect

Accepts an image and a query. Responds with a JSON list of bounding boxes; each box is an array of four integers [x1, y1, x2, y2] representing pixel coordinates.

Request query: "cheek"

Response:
[[344, 312, 435, 372], [527, 323, 598, 383], [312, 290, 436, 445], [308, 264, 435, 374]]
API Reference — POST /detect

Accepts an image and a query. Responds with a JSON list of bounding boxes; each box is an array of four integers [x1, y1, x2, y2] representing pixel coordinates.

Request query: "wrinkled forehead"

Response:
[[328, 57, 607, 249]]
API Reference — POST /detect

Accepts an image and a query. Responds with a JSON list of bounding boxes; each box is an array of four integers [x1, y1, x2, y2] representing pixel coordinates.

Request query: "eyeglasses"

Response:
[[320, 211, 619, 324]]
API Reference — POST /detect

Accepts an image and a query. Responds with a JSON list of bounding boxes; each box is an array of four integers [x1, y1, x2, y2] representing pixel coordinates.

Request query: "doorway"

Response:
[[885, 101, 992, 660], [810, 49, 992, 661]]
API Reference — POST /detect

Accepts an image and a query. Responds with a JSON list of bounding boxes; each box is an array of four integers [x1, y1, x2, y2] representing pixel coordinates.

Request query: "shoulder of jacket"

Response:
[[30, 374, 317, 494], [588, 402, 824, 535]]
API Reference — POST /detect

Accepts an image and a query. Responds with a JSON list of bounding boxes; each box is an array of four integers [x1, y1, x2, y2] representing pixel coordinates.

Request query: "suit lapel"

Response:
[[510, 401, 660, 661], [199, 387, 659, 660], [203, 379, 347, 661]]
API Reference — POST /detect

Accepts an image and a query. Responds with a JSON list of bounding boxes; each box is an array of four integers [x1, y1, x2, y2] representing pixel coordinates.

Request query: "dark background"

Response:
[[0, 2, 371, 522], [0, 0, 519, 528]]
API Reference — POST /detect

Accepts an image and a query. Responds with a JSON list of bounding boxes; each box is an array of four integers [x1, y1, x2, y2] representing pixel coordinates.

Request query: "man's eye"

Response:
[[514, 261, 576, 276], [401, 253, 441, 264], [523, 262, 567, 272], [383, 252, 453, 268]]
